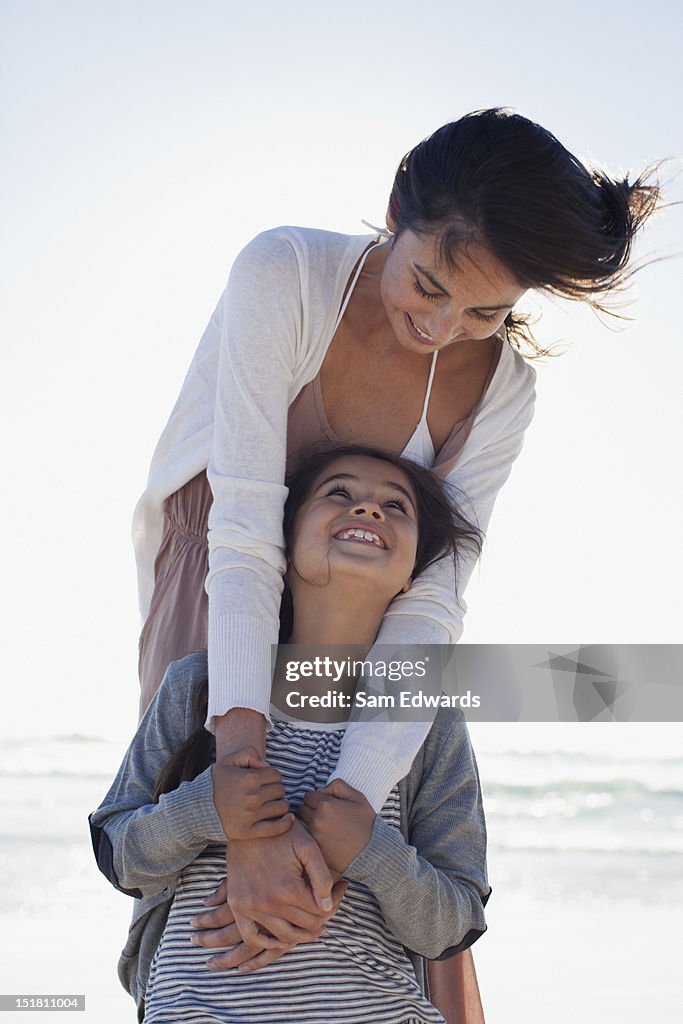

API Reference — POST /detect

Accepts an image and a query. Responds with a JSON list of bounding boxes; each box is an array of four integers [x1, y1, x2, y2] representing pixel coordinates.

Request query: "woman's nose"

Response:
[[350, 501, 384, 521], [432, 308, 465, 345]]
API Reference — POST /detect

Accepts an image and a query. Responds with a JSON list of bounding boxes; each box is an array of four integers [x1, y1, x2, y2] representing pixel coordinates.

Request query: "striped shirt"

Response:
[[144, 717, 446, 1024]]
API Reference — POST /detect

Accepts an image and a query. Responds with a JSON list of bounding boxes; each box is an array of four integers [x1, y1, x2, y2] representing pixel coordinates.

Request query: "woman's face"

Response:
[[380, 228, 527, 354], [287, 454, 419, 599]]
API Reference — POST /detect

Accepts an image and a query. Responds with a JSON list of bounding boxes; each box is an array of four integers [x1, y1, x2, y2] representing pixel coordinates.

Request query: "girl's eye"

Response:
[[325, 484, 352, 499], [385, 497, 409, 513], [413, 278, 441, 302]]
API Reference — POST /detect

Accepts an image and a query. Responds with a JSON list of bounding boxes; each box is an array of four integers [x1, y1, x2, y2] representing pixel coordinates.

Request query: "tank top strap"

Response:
[[331, 241, 380, 334], [418, 350, 439, 423]]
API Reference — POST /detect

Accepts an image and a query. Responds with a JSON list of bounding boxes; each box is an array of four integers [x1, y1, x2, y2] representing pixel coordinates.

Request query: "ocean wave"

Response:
[[0, 767, 117, 780], [0, 733, 117, 746], [490, 835, 683, 855], [483, 777, 683, 798]]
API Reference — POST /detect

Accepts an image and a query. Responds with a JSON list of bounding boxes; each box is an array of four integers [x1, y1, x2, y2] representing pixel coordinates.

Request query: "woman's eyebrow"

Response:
[[414, 263, 450, 295], [415, 263, 514, 311]]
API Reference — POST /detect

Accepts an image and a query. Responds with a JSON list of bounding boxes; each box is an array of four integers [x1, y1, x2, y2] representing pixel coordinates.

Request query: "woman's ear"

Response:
[[385, 204, 397, 234], [400, 577, 412, 594]]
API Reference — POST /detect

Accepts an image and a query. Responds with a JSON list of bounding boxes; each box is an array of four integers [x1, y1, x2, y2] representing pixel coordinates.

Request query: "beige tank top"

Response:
[[287, 344, 499, 474]]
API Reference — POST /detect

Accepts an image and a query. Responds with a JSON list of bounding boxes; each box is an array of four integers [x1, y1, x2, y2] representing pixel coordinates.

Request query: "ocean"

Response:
[[1, 728, 681, 919]]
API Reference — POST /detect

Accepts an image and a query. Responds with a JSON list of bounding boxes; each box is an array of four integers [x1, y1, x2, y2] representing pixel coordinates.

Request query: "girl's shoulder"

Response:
[[153, 652, 208, 726], [413, 705, 475, 776], [163, 650, 208, 689]]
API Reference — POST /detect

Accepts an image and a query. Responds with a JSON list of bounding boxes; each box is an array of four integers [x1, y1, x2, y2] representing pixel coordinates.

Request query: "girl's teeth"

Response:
[[337, 528, 383, 547]]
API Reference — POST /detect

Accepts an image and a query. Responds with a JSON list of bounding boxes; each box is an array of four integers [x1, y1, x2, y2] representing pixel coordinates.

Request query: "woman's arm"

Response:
[[329, 354, 537, 809], [331, 717, 490, 960], [205, 230, 303, 734]]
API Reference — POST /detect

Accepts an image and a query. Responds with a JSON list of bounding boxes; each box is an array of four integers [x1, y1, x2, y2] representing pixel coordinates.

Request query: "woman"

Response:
[[131, 108, 659, 1010], [93, 446, 490, 1023]]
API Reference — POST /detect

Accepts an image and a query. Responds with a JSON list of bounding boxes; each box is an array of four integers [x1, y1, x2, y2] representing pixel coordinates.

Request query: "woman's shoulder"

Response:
[[496, 335, 538, 398], [458, 335, 536, 447], [237, 224, 374, 260], [231, 226, 376, 285]]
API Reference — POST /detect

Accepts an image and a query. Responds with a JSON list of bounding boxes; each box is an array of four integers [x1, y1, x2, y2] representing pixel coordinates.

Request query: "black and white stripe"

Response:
[[144, 720, 445, 1024]]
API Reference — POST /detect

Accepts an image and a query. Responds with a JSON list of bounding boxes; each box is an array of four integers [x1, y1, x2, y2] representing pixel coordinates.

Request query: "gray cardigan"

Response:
[[89, 653, 490, 1019]]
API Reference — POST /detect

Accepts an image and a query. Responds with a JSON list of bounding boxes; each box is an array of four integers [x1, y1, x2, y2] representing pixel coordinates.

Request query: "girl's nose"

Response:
[[350, 501, 384, 521]]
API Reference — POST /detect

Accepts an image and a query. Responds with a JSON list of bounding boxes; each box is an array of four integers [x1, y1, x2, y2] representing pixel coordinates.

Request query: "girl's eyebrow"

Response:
[[414, 263, 514, 311], [316, 472, 417, 510]]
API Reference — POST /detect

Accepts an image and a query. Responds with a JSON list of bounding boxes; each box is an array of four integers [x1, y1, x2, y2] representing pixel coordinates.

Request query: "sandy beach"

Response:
[[2, 895, 679, 1023]]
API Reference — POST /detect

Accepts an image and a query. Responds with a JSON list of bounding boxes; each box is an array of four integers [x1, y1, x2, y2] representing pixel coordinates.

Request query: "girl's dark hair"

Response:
[[388, 107, 661, 355], [279, 444, 482, 642], [284, 444, 482, 578], [153, 444, 482, 799]]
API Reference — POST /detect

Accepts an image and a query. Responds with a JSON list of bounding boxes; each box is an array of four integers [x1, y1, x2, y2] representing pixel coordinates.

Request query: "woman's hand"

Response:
[[190, 876, 348, 973], [297, 779, 376, 875], [226, 818, 336, 947], [212, 746, 292, 840]]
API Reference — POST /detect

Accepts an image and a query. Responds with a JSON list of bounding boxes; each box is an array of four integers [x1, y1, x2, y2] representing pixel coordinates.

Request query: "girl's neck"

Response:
[[271, 587, 387, 723], [287, 584, 387, 648]]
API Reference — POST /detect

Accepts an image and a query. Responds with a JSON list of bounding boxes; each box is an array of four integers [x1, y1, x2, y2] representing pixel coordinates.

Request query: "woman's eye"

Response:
[[413, 278, 441, 302], [471, 309, 500, 323]]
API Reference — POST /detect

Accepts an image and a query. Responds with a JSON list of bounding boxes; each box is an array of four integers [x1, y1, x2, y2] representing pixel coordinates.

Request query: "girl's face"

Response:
[[287, 454, 419, 599], [380, 228, 526, 354]]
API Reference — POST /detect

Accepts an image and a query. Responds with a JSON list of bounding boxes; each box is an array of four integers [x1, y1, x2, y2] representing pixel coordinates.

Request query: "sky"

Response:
[[1, 0, 681, 744]]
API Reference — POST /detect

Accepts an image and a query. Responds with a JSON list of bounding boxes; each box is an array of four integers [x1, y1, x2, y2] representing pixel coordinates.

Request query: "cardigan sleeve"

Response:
[[344, 718, 490, 960], [88, 655, 225, 899], [204, 230, 303, 731], [328, 358, 537, 809]]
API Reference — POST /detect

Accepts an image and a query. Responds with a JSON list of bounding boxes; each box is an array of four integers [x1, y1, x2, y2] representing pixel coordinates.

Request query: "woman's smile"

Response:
[[404, 313, 436, 346], [380, 229, 526, 353]]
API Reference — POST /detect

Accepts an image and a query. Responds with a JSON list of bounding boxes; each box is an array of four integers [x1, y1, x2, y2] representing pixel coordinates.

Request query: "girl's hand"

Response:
[[212, 746, 292, 840], [189, 876, 348, 973], [297, 779, 376, 874]]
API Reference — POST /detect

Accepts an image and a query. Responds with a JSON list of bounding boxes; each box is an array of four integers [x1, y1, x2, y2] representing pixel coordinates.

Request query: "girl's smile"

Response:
[[287, 454, 419, 598]]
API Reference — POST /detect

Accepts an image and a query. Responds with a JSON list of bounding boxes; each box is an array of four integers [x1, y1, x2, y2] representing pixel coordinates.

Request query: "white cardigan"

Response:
[[132, 226, 536, 810]]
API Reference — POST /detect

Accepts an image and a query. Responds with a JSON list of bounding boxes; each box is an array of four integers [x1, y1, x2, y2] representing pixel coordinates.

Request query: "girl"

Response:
[[92, 446, 489, 1023]]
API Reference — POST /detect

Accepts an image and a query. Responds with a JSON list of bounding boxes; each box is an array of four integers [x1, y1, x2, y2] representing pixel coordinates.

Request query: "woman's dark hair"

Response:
[[153, 444, 482, 799], [388, 107, 661, 355]]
